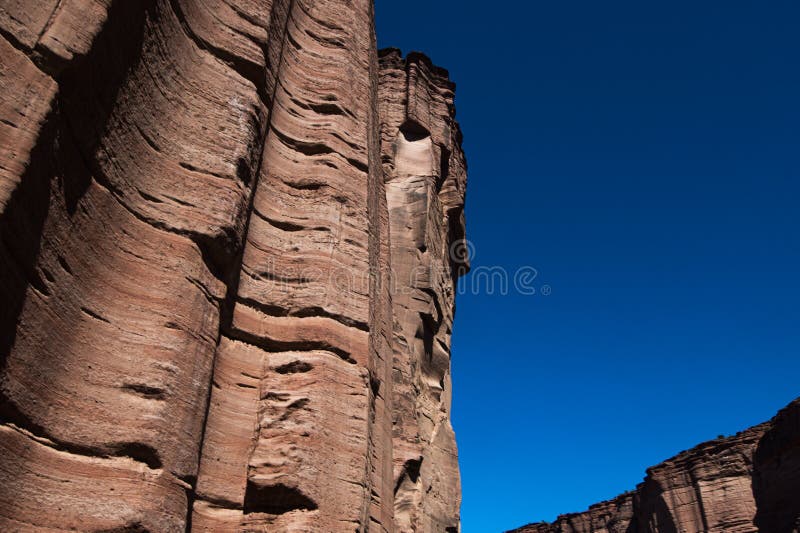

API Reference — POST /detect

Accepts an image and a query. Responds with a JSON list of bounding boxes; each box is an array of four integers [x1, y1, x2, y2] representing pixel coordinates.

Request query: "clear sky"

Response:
[[375, 1, 800, 531]]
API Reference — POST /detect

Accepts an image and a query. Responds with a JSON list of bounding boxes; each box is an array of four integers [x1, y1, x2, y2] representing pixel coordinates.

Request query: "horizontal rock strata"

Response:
[[0, 1, 467, 531], [509, 399, 800, 533]]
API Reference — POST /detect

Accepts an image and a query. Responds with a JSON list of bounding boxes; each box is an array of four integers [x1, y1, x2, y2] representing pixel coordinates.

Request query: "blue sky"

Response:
[[375, 1, 800, 531]]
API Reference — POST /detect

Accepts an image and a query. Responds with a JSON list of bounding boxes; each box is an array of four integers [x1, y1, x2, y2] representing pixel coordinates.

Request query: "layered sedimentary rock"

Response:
[[512, 494, 636, 533], [510, 399, 800, 533], [0, 1, 466, 531], [379, 48, 467, 533]]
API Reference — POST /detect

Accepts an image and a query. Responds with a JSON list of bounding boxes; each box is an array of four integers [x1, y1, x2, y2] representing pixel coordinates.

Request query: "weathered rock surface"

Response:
[[510, 399, 800, 533], [379, 48, 466, 533], [511, 493, 635, 533], [0, 1, 466, 531]]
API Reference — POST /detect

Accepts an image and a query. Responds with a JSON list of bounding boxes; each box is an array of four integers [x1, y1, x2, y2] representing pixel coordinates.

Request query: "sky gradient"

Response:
[[376, 1, 800, 531]]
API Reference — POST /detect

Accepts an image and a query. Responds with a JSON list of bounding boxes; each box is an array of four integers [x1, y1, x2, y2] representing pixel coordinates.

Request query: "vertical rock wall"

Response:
[[0, 1, 466, 531], [752, 399, 800, 532], [378, 49, 466, 533]]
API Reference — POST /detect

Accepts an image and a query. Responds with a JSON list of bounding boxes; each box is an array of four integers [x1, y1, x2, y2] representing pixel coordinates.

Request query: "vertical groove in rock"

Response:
[[183, 0, 278, 522], [364, 2, 396, 530], [192, 0, 402, 530], [0, 1, 468, 531]]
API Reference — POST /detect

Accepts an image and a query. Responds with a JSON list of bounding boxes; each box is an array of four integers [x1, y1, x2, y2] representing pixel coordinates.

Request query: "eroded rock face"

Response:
[[509, 399, 800, 533], [0, 1, 466, 531], [379, 48, 467, 533], [511, 494, 635, 533]]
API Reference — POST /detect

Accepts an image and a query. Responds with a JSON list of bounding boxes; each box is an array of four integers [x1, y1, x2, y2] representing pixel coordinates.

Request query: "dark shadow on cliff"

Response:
[[753, 400, 800, 533], [632, 478, 679, 533], [0, 0, 153, 371], [58, 0, 155, 209], [0, 114, 56, 368], [243, 481, 318, 515]]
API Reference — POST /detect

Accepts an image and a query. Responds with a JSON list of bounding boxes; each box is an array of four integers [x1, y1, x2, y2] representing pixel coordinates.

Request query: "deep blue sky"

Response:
[[376, 1, 800, 531]]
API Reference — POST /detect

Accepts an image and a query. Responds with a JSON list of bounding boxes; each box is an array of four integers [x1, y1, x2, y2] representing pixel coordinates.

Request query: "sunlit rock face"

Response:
[[0, 1, 466, 531], [379, 48, 467, 533], [509, 399, 800, 533]]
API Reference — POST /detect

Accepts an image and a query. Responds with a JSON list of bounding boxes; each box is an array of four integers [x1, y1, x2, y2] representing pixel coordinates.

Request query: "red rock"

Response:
[[509, 399, 800, 533], [379, 48, 466, 533], [0, 1, 466, 531]]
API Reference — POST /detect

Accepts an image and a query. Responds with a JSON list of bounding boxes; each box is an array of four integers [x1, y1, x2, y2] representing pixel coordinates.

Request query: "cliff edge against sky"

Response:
[[510, 399, 800, 533]]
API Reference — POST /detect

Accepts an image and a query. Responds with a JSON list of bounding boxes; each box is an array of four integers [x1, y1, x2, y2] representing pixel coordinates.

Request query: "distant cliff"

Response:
[[509, 399, 800, 533], [0, 1, 466, 531]]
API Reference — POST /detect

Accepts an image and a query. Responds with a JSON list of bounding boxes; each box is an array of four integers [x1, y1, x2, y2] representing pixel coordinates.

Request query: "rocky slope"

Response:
[[509, 399, 800, 533], [0, 1, 466, 531]]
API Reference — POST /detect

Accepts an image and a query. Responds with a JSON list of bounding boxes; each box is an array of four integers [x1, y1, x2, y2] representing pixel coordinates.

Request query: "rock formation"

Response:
[[0, 1, 466, 531], [509, 398, 800, 533]]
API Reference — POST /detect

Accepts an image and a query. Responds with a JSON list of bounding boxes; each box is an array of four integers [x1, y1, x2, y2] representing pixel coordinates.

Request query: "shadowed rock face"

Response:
[[0, 1, 466, 531], [509, 399, 800, 533]]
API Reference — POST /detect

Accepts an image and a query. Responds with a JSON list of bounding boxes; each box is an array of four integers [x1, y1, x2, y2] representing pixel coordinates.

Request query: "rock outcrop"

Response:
[[0, 1, 466, 531], [509, 399, 800, 533]]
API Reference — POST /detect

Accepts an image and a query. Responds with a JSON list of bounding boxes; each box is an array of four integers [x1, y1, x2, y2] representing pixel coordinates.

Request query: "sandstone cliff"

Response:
[[0, 1, 466, 531], [509, 399, 800, 533]]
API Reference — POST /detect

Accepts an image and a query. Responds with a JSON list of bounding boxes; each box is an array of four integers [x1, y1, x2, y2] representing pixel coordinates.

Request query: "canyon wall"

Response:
[[0, 1, 466, 531], [510, 399, 800, 533]]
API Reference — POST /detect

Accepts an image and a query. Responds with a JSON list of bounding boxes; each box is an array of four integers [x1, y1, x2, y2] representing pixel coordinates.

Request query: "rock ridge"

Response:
[[509, 398, 800, 533]]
